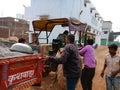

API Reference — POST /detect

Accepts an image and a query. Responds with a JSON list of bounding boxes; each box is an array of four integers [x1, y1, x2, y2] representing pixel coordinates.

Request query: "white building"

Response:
[[24, 0, 103, 45], [101, 21, 112, 45]]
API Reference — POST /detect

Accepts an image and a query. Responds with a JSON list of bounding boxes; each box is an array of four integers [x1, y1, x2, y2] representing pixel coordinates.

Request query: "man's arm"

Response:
[[101, 60, 107, 78]]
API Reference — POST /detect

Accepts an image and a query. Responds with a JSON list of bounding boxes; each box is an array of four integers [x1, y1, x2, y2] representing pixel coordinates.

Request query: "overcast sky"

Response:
[[0, 0, 120, 32], [90, 0, 120, 32], [0, 0, 30, 17]]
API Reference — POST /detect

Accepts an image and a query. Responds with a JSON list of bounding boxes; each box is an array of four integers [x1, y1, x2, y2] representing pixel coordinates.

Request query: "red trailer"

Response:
[[0, 54, 45, 90], [0, 18, 92, 90]]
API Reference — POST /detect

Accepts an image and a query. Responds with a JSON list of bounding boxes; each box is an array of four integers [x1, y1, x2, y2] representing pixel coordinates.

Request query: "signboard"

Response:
[[7, 65, 36, 85], [69, 19, 87, 31]]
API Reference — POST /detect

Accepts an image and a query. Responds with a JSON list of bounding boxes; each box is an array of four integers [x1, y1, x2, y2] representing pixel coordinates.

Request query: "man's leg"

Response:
[[113, 77, 120, 90], [81, 68, 89, 90], [66, 77, 79, 90], [106, 76, 112, 90], [87, 68, 95, 90]]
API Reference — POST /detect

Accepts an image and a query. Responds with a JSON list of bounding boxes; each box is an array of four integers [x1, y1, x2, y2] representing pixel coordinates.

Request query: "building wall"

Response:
[[25, 0, 103, 45], [0, 17, 29, 42], [0, 29, 8, 38], [101, 21, 112, 45], [102, 21, 112, 31]]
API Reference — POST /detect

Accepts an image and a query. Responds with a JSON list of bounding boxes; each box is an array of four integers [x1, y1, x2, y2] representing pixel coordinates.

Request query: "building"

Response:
[[101, 21, 112, 45], [24, 0, 103, 45], [0, 17, 29, 42]]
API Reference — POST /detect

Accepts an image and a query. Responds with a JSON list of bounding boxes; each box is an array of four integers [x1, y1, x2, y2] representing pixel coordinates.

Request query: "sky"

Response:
[[90, 0, 120, 33], [0, 0, 119, 32], [0, 0, 120, 40], [0, 0, 30, 17]]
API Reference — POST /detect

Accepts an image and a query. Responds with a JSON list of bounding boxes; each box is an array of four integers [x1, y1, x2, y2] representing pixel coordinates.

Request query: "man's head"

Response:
[[66, 34, 75, 44], [18, 38, 25, 43], [108, 44, 118, 51], [63, 30, 69, 35], [108, 44, 118, 56], [87, 39, 94, 45]]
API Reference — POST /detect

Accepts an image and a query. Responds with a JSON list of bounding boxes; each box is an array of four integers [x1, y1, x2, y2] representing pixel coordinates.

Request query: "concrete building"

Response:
[[101, 21, 112, 45], [24, 0, 103, 45]]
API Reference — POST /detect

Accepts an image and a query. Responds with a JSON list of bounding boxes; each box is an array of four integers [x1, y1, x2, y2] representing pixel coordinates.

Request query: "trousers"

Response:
[[81, 67, 95, 90]]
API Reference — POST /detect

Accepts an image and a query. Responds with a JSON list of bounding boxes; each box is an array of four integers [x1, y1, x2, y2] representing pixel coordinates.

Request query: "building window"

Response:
[[84, 0, 90, 7], [104, 31, 108, 34], [93, 30, 95, 34], [79, 10, 83, 16], [90, 8, 96, 13], [95, 13, 99, 18]]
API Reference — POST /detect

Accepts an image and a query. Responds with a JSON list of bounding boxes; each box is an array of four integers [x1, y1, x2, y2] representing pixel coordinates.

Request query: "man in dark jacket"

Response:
[[48, 34, 81, 90]]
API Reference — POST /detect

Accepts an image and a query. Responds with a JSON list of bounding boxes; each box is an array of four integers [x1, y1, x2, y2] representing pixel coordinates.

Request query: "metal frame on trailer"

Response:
[[32, 18, 69, 43], [32, 18, 92, 45]]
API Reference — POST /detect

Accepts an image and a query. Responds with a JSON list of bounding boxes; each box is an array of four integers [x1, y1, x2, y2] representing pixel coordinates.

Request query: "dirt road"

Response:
[[26, 46, 118, 90]]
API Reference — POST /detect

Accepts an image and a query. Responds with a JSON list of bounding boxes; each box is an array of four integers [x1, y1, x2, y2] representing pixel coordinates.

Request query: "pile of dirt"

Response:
[[8, 36, 18, 42]]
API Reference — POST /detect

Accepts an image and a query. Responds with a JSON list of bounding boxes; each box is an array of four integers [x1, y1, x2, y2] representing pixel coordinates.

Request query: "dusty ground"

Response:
[[25, 45, 119, 90]]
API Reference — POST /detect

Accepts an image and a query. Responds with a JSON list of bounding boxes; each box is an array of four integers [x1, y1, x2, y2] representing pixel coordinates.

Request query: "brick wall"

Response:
[[0, 17, 29, 41]]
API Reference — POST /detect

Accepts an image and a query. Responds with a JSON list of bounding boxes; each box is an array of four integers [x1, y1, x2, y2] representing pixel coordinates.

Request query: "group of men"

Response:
[[18, 30, 120, 90], [47, 30, 120, 90]]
